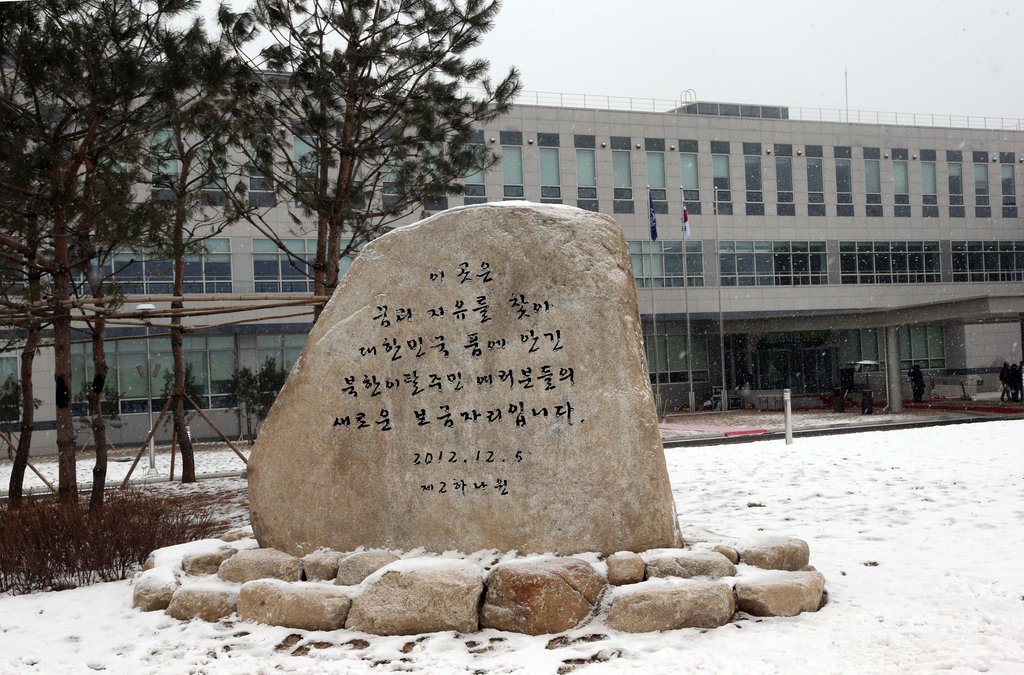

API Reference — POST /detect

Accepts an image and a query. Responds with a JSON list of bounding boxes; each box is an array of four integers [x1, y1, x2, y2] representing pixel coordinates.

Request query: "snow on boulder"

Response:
[[334, 550, 401, 586], [606, 579, 736, 632], [238, 579, 352, 631], [345, 559, 483, 635], [217, 548, 302, 584], [736, 537, 810, 571], [643, 549, 737, 580], [734, 570, 826, 617], [132, 567, 180, 612]]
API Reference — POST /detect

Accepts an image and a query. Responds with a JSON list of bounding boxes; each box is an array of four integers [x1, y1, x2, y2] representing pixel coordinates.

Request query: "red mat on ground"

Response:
[[660, 422, 768, 437]]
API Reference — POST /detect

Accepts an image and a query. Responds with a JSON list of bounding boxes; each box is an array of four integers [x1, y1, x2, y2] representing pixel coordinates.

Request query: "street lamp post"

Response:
[[135, 303, 158, 475]]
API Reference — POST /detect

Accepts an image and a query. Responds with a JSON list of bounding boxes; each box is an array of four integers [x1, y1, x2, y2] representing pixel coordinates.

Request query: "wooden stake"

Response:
[[184, 394, 248, 465]]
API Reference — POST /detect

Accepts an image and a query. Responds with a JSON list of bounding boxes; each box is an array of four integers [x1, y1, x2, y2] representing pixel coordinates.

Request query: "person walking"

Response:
[[909, 364, 926, 403], [1012, 362, 1024, 403], [999, 362, 1011, 402]]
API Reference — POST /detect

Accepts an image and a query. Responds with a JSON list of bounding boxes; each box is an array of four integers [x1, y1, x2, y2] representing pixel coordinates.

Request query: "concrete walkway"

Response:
[[659, 404, 1022, 446]]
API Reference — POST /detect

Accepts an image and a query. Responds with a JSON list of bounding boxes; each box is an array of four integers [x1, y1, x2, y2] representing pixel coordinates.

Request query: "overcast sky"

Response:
[[474, 0, 1022, 119]]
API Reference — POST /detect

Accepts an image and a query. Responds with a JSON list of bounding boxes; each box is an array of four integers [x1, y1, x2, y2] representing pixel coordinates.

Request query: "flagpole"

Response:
[[714, 187, 728, 411], [681, 187, 695, 413], [647, 186, 662, 416]]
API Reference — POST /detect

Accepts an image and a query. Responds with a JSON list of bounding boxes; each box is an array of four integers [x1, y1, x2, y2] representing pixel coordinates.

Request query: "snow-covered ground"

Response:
[[1, 420, 1023, 674]]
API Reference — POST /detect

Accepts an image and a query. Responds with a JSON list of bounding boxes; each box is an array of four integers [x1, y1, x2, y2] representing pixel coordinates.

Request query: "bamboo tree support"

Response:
[[120, 397, 174, 488], [1, 430, 57, 495], [169, 426, 177, 481], [27, 462, 57, 495], [184, 393, 249, 466]]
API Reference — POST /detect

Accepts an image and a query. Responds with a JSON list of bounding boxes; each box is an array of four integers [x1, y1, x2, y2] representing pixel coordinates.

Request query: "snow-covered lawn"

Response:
[[1, 421, 1022, 674]]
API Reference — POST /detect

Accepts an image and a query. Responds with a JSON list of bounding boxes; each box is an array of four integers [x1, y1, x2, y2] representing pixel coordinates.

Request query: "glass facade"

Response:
[[839, 241, 942, 284], [719, 241, 827, 286], [952, 241, 1024, 282], [629, 240, 703, 288]]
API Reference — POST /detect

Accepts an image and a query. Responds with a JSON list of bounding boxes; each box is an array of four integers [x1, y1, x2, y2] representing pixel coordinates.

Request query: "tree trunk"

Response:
[[52, 208, 78, 505], [7, 321, 41, 507], [87, 297, 110, 511], [171, 196, 196, 483]]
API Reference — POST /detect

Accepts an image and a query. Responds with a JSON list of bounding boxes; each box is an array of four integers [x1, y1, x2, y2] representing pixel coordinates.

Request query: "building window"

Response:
[[612, 148, 633, 201], [948, 151, 965, 217], [629, 240, 703, 288], [775, 144, 794, 216], [898, 326, 946, 369], [806, 153, 825, 216], [102, 239, 232, 295], [1000, 153, 1017, 217], [501, 143, 523, 199], [253, 238, 318, 293], [255, 333, 307, 372], [952, 240, 1024, 282], [643, 320, 709, 385], [712, 150, 731, 215], [0, 356, 16, 422], [719, 241, 827, 286], [835, 148, 853, 216], [680, 140, 700, 214], [973, 159, 990, 218], [893, 148, 910, 217], [73, 334, 238, 414], [839, 241, 941, 284], [865, 147, 882, 217], [538, 134, 560, 202], [921, 150, 938, 217], [743, 142, 763, 215], [151, 130, 178, 199], [646, 150, 667, 213], [575, 148, 597, 210], [463, 130, 486, 204]]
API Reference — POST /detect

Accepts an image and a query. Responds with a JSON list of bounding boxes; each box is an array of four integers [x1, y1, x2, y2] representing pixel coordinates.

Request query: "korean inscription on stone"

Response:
[[248, 203, 681, 556]]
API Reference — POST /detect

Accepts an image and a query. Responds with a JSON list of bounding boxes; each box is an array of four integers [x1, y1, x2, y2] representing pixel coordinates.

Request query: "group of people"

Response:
[[998, 362, 1024, 402]]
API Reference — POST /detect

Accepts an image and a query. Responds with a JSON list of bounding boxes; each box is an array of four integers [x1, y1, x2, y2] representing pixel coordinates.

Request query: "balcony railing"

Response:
[[487, 88, 1024, 132]]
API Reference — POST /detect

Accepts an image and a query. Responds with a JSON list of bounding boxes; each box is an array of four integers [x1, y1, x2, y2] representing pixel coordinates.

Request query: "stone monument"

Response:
[[248, 203, 681, 555]]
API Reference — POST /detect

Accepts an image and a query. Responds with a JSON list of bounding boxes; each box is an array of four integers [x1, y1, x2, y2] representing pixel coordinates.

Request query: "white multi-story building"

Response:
[[4, 95, 1023, 452]]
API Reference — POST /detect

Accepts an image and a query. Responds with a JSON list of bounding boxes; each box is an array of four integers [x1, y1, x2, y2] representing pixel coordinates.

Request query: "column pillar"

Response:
[[885, 325, 903, 413]]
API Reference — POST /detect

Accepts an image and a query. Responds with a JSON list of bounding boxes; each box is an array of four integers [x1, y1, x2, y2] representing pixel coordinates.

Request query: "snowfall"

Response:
[[1, 419, 1023, 674]]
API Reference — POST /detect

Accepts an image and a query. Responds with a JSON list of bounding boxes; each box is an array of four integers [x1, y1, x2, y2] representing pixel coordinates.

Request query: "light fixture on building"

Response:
[[489, 137, 496, 143], [992, 156, 998, 162], [600, 141, 606, 147], [669, 145, 675, 151], [796, 149, 802, 156], [766, 148, 772, 155], [527, 138, 534, 144], [912, 154, 918, 160], [884, 153, 889, 159], [635, 143, 641, 149]]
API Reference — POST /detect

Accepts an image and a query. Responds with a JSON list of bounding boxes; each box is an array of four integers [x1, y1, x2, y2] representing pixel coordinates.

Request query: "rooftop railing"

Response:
[[500, 89, 1024, 132]]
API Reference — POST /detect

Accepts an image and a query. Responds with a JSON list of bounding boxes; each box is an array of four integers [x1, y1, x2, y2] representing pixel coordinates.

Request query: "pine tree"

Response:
[[218, 0, 521, 316]]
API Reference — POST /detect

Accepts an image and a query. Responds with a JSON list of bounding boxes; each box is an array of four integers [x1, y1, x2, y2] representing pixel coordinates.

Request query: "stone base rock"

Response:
[[132, 568, 180, 612], [480, 558, 606, 635], [238, 579, 351, 631], [734, 570, 826, 617], [183, 548, 237, 576], [166, 586, 238, 622], [606, 552, 645, 586], [346, 560, 483, 635], [644, 549, 737, 580], [606, 580, 736, 632], [302, 551, 343, 581], [335, 550, 401, 586], [218, 548, 302, 584], [736, 537, 810, 571]]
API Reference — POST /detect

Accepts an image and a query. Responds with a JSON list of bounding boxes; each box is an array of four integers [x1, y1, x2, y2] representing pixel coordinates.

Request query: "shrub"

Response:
[[0, 490, 218, 595]]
